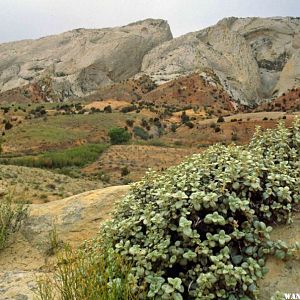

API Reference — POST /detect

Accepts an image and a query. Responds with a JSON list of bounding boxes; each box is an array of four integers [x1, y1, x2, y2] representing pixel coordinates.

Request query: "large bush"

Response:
[[38, 121, 300, 300], [133, 126, 150, 140], [100, 120, 300, 299]]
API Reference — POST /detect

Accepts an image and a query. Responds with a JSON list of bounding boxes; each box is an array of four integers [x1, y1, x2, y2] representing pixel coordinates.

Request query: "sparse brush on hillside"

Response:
[[0, 194, 28, 250], [38, 120, 300, 299], [37, 243, 139, 300]]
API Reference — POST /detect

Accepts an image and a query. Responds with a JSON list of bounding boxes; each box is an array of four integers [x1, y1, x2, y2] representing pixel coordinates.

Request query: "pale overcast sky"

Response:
[[0, 0, 299, 43]]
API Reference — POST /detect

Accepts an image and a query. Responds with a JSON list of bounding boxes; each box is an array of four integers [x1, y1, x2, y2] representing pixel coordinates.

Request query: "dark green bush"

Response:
[[181, 111, 189, 124], [171, 124, 177, 133], [126, 119, 135, 127], [104, 105, 113, 113], [185, 121, 194, 128], [121, 167, 130, 177], [4, 121, 13, 130], [109, 127, 131, 145], [217, 116, 225, 123]]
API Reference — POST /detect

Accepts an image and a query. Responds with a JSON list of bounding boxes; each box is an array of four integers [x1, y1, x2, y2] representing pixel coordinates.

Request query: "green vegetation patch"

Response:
[[4, 113, 130, 151], [109, 127, 131, 145], [1, 143, 108, 169]]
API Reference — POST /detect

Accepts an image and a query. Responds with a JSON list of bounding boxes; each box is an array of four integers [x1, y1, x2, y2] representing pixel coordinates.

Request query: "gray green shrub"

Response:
[[100, 120, 300, 299]]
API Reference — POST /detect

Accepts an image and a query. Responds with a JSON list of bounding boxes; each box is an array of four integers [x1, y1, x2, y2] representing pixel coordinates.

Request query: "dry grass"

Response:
[[0, 165, 103, 204], [82, 144, 202, 184]]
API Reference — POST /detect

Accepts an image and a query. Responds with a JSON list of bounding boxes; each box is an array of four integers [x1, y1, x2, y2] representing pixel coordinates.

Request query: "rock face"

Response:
[[1, 17, 300, 105], [0, 19, 172, 99], [0, 185, 129, 299], [140, 17, 300, 105]]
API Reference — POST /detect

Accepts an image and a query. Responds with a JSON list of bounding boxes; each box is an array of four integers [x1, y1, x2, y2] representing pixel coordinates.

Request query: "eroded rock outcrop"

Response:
[[1, 17, 300, 105], [140, 17, 300, 105], [0, 19, 172, 99]]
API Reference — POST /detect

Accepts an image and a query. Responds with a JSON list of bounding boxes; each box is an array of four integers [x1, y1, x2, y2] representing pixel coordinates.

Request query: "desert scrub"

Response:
[[36, 242, 140, 300], [45, 223, 64, 256], [99, 120, 300, 299], [0, 194, 28, 250]]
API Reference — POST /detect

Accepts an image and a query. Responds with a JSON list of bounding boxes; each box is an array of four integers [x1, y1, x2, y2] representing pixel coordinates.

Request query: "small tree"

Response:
[[133, 126, 149, 140], [108, 127, 131, 145], [217, 116, 225, 123], [171, 124, 177, 133], [185, 121, 194, 129], [126, 119, 134, 127], [121, 167, 130, 177], [104, 105, 112, 113], [181, 111, 189, 124]]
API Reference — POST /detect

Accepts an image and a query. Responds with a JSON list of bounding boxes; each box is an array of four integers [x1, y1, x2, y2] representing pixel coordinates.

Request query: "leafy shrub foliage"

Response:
[[109, 127, 131, 145], [101, 120, 300, 299], [0, 194, 28, 250]]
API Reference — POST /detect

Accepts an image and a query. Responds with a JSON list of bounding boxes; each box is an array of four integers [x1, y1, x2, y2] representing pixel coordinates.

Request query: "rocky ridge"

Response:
[[0, 19, 172, 99], [0, 17, 300, 106], [140, 17, 300, 105]]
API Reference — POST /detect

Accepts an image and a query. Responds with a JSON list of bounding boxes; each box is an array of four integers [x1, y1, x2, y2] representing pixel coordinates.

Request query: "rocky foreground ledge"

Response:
[[0, 185, 129, 300], [0, 184, 299, 299]]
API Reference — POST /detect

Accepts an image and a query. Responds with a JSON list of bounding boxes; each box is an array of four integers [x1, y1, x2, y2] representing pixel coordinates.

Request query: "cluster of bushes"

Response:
[[0, 144, 107, 169], [38, 120, 300, 299], [121, 105, 138, 113], [29, 106, 47, 118]]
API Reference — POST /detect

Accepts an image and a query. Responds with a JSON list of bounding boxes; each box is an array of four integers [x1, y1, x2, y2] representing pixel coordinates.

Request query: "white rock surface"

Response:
[[140, 17, 300, 104], [1, 17, 300, 105], [0, 19, 172, 98]]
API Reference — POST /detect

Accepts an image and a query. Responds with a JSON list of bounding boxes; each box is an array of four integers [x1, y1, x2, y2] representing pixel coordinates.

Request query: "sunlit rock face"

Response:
[[0, 19, 172, 98], [140, 17, 300, 105]]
